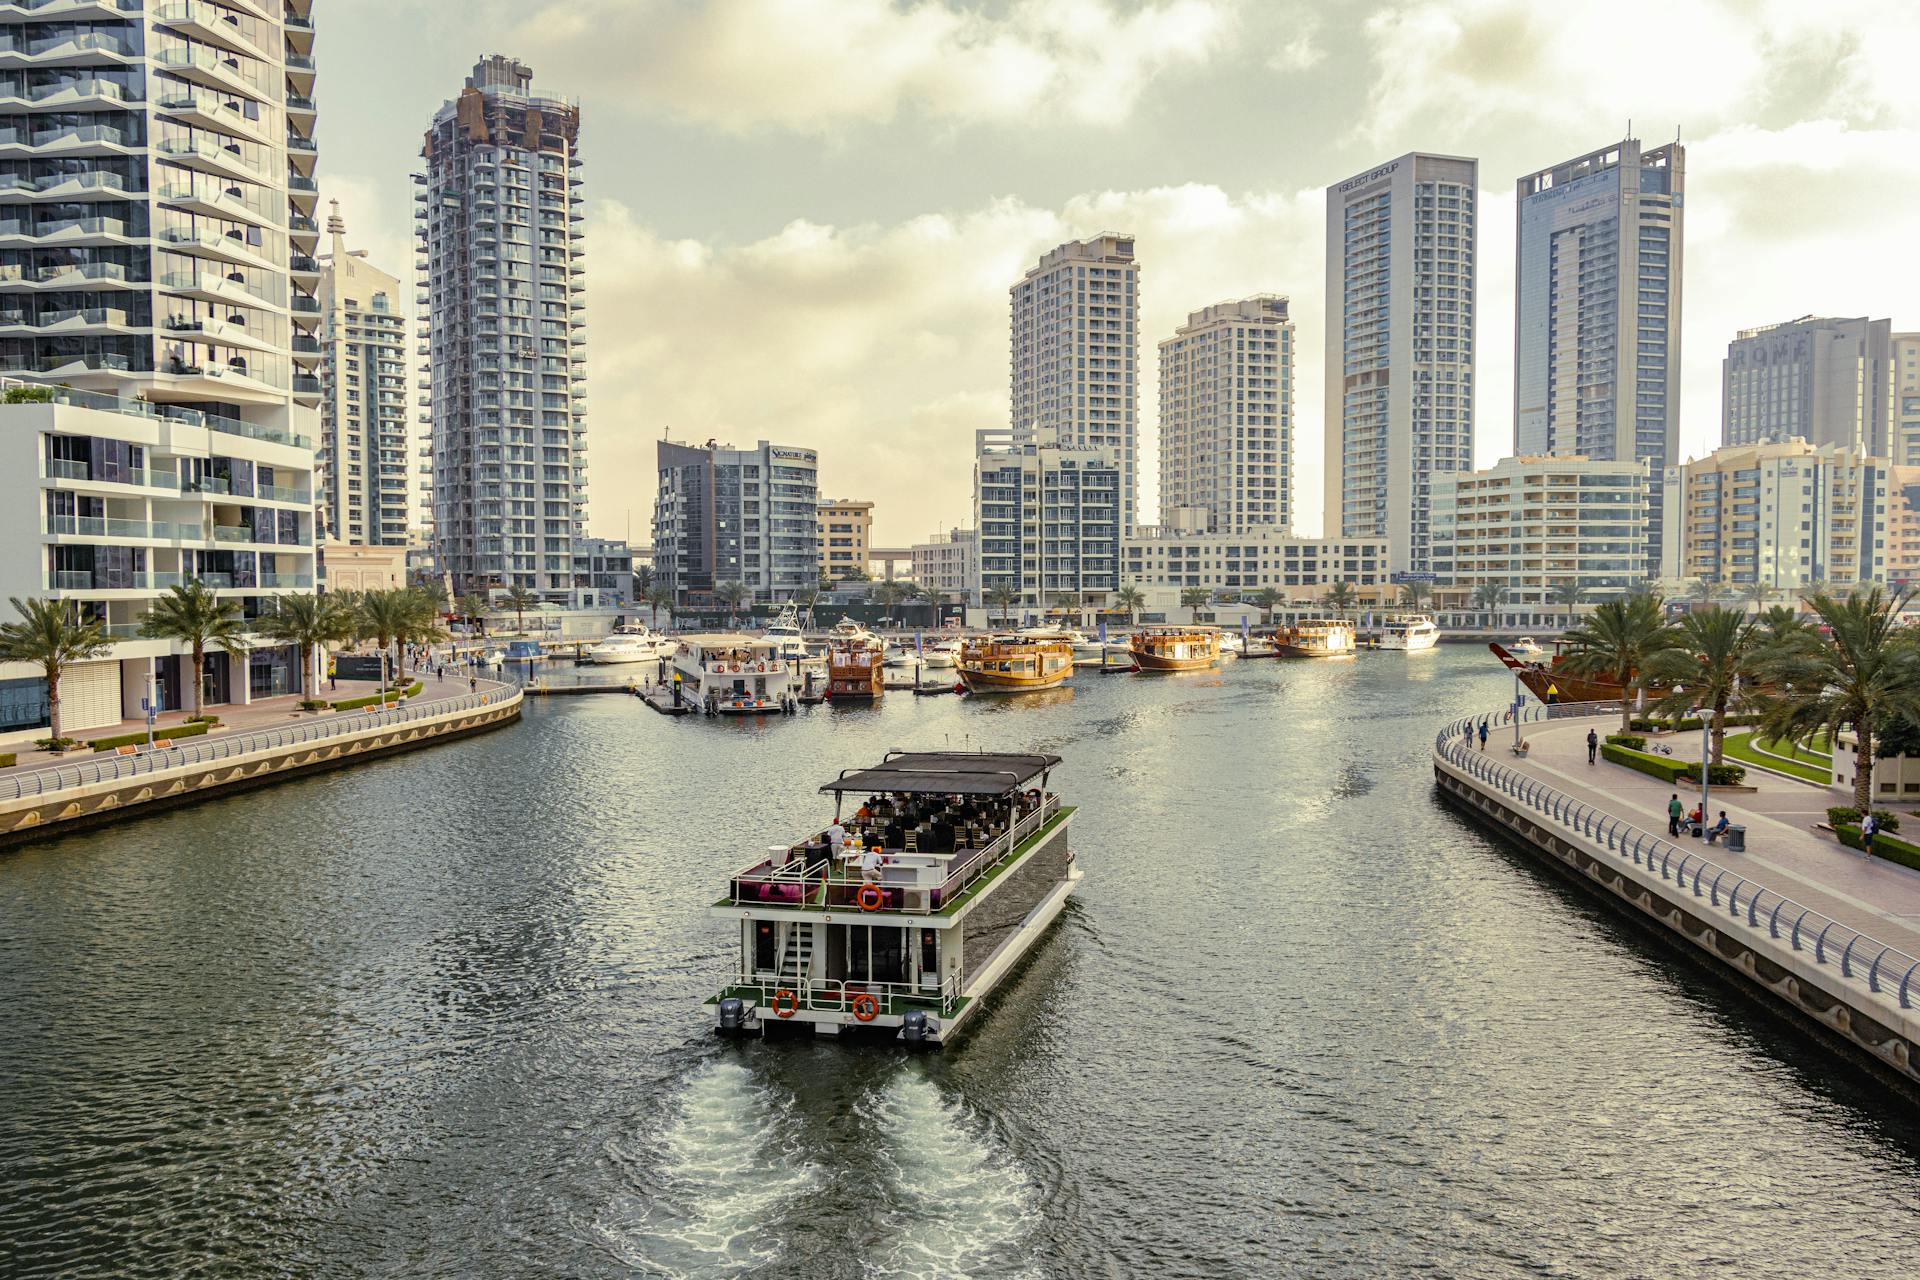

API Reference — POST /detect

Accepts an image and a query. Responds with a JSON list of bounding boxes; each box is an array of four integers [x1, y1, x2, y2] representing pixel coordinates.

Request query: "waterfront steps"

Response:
[[1434, 708, 1920, 1095]]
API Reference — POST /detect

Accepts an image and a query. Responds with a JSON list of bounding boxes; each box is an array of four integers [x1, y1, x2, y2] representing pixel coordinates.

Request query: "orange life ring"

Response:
[[850, 992, 879, 1022], [856, 883, 884, 912], [771, 988, 799, 1018]]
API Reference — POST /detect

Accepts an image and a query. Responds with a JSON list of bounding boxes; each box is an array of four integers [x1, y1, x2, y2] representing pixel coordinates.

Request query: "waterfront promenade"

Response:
[[1479, 717, 1920, 961]]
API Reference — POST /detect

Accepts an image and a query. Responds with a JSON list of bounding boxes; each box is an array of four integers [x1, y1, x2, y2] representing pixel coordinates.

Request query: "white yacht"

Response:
[[1510, 636, 1546, 658], [1017, 625, 1111, 664], [588, 626, 672, 664], [761, 602, 812, 662], [671, 634, 796, 715], [1219, 631, 1245, 657], [921, 639, 959, 669], [1379, 615, 1440, 652], [829, 616, 877, 645]]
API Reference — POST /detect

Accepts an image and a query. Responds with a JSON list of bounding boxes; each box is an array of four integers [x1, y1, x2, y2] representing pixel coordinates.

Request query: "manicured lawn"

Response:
[[1723, 731, 1829, 784], [1753, 733, 1831, 764]]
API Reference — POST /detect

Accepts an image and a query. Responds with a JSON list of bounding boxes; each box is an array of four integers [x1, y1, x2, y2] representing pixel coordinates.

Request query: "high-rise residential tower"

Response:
[[417, 55, 586, 601], [1322, 153, 1477, 574], [1887, 332, 1920, 466], [1722, 315, 1891, 454], [651, 438, 819, 604], [1514, 137, 1684, 577], [317, 203, 407, 546], [0, 0, 323, 729], [1158, 296, 1293, 534], [1009, 235, 1138, 534]]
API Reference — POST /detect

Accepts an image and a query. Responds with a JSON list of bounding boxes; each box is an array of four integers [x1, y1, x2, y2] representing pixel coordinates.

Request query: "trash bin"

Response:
[[1725, 824, 1746, 852]]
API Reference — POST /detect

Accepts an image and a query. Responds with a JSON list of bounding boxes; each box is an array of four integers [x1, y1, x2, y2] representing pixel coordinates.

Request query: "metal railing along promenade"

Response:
[[0, 680, 520, 802], [1437, 702, 1920, 1013]]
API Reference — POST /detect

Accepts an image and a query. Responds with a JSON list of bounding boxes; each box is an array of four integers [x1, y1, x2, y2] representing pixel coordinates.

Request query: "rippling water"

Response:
[[3, 649, 1918, 1278]]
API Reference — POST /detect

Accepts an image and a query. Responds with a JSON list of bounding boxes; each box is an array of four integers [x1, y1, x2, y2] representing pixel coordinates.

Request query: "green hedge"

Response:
[[1631, 714, 1760, 733], [88, 721, 211, 752], [0, 752, 13, 768], [1826, 806, 1900, 833], [1600, 742, 1746, 786], [1607, 734, 1647, 750], [1835, 823, 1920, 873], [329, 680, 424, 712]]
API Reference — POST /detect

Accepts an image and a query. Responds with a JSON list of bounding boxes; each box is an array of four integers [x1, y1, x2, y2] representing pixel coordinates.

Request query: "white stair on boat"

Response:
[[776, 922, 815, 983]]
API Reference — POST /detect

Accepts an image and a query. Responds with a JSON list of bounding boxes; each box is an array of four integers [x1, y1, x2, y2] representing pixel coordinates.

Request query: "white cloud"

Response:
[[507, 0, 1237, 133]]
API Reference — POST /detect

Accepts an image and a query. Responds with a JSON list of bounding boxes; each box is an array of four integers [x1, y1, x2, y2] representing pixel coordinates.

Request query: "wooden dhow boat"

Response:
[[1129, 626, 1221, 672], [1274, 618, 1356, 658], [1488, 641, 1626, 704], [825, 638, 884, 699], [956, 634, 1073, 693]]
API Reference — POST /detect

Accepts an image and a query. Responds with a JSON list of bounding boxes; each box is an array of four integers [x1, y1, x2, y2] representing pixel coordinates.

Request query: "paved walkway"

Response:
[[1, 658, 504, 774], [1468, 716, 1920, 960]]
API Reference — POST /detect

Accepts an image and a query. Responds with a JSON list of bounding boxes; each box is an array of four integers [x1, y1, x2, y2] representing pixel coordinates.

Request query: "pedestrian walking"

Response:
[[1477, 720, 1488, 752], [1861, 811, 1879, 859], [469, 675, 478, 694], [1668, 793, 1682, 836], [1586, 728, 1599, 765]]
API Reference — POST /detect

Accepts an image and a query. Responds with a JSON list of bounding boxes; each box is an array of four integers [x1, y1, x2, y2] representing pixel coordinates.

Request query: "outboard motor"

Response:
[[901, 1010, 928, 1046], [718, 997, 746, 1033]]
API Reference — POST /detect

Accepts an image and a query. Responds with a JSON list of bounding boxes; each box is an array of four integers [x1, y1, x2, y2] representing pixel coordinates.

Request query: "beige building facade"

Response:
[[817, 498, 872, 582], [1158, 296, 1293, 534], [1430, 455, 1648, 607]]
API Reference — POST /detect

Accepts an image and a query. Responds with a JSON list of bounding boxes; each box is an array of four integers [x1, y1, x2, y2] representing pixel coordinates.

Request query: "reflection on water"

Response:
[[2, 649, 1919, 1278]]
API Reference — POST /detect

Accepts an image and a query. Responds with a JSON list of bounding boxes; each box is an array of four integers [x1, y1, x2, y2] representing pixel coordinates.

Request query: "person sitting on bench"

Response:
[[1705, 811, 1730, 844]]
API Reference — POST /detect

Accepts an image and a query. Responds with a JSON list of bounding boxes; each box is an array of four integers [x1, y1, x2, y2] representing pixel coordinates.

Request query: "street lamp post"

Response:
[[1512, 669, 1526, 751]]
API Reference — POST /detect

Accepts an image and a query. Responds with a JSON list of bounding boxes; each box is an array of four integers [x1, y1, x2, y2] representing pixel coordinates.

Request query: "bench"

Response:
[[114, 744, 138, 757]]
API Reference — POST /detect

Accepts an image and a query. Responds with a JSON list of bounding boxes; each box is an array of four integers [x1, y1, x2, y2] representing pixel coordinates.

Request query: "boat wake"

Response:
[[600, 1059, 819, 1278], [863, 1071, 1043, 1279]]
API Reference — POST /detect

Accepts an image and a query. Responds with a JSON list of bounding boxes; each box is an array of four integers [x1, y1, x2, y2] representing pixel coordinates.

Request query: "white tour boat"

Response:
[[671, 634, 795, 715], [1379, 615, 1440, 652], [712, 750, 1078, 1047]]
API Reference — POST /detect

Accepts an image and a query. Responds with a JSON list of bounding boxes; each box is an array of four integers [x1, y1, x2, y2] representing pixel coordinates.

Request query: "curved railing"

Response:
[[0, 679, 521, 802], [1435, 705, 1920, 1013]]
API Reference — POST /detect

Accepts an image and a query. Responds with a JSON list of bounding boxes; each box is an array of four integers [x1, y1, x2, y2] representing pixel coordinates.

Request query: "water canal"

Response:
[[2, 648, 1918, 1278]]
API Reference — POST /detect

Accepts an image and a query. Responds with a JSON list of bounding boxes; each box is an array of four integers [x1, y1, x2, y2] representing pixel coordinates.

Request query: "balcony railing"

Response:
[[2, 376, 313, 451]]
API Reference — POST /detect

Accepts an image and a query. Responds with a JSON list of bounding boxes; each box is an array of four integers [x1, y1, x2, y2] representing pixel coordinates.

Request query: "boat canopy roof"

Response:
[[821, 750, 1062, 797], [680, 633, 776, 648]]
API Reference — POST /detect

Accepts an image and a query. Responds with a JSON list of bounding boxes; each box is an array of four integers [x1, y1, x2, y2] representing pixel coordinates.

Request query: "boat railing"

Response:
[[730, 794, 1063, 913], [1434, 703, 1920, 1014], [730, 973, 962, 1019]]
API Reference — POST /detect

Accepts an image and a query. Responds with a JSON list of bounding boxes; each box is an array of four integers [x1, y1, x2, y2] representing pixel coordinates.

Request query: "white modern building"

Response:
[[651, 438, 819, 604], [1122, 528, 1390, 604], [1893, 332, 1920, 467], [1430, 455, 1648, 608], [0, 1, 322, 740], [1660, 439, 1888, 593], [1158, 296, 1293, 534], [317, 202, 407, 546], [910, 527, 977, 603], [1010, 235, 1139, 532], [417, 55, 586, 602], [570, 535, 631, 606], [1722, 315, 1892, 455], [1514, 137, 1684, 578], [1323, 153, 1477, 575], [974, 427, 1120, 609]]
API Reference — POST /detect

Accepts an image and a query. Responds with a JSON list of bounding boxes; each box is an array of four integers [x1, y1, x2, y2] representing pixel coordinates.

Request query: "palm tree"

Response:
[[1755, 603, 1818, 653], [985, 584, 1020, 626], [1558, 593, 1681, 732], [455, 592, 490, 637], [714, 580, 750, 627], [354, 588, 415, 684], [1322, 581, 1358, 617], [258, 593, 352, 697], [1757, 586, 1920, 813], [1641, 606, 1763, 764], [643, 583, 673, 631], [1471, 582, 1506, 627], [499, 584, 538, 635], [1113, 585, 1145, 626], [1179, 586, 1211, 618], [1398, 580, 1431, 612], [1249, 586, 1282, 627], [1743, 581, 1777, 614], [139, 579, 251, 716], [634, 564, 654, 596], [398, 587, 450, 671], [869, 580, 910, 616], [1050, 591, 1080, 619], [1548, 581, 1586, 629], [0, 597, 110, 740]]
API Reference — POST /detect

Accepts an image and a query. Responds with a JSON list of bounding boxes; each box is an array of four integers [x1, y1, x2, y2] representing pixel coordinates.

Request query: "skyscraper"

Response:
[[1158, 296, 1293, 534], [1322, 153, 1477, 574], [317, 203, 407, 546], [1897, 333, 1920, 466], [1514, 137, 1684, 576], [1722, 315, 1892, 455], [1009, 235, 1139, 534], [417, 55, 586, 601]]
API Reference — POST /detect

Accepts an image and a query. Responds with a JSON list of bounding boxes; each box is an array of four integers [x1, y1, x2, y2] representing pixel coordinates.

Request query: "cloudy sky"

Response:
[[320, 0, 1920, 547]]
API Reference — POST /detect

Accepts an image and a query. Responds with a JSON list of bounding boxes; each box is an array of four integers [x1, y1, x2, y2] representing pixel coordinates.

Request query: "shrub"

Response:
[[3, 385, 53, 404], [1607, 734, 1647, 750], [1828, 805, 1862, 829], [298, 699, 328, 711], [88, 722, 211, 752], [34, 736, 79, 751], [185, 714, 220, 725], [1835, 823, 1920, 872], [1630, 714, 1759, 734], [1684, 763, 1748, 787], [0, 751, 14, 767], [1601, 742, 1745, 787]]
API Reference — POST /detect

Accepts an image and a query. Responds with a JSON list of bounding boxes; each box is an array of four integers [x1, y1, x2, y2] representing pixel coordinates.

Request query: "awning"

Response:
[[820, 751, 1061, 797]]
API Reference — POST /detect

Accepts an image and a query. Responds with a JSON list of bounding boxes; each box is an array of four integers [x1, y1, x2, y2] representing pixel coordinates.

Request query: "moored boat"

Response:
[[761, 602, 811, 662], [1510, 636, 1545, 657], [1129, 626, 1221, 672], [1274, 618, 1356, 658], [956, 634, 1073, 693], [588, 626, 672, 664], [1489, 641, 1625, 704], [826, 638, 884, 699], [1379, 615, 1440, 652], [710, 750, 1077, 1046], [672, 634, 795, 714]]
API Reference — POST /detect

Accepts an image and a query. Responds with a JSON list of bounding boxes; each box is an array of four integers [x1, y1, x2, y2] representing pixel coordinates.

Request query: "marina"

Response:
[[5, 648, 1917, 1277]]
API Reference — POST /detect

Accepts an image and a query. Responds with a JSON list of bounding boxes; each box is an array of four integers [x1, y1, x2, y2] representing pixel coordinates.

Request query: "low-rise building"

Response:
[[974, 427, 1120, 609], [320, 544, 408, 594], [571, 537, 633, 607], [0, 388, 319, 739], [911, 528, 978, 603], [652, 438, 819, 604], [1121, 528, 1391, 607], [1660, 439, 1887, 592], [816, 498, 873, 583], [1431, 455, 1648, 608]]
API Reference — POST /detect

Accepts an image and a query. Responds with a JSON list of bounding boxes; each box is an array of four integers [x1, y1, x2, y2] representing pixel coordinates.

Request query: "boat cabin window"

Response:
[[849, 924, 907, 985]]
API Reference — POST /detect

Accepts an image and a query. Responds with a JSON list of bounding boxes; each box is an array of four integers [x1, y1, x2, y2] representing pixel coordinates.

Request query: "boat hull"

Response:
[[958, 668, 1069, 693], [1487, 642, 1625, 704], [1131, 653, 1217, 672]]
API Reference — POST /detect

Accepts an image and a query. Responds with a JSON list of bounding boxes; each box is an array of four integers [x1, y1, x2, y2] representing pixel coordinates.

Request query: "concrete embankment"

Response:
[[0, 686, 522, 847], [1434, 709, 1920, 1097]]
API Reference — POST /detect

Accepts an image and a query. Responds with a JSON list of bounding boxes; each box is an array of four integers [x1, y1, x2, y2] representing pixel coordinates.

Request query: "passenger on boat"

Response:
[[826, 819, 847, 857], [859, 845, 890, 883]]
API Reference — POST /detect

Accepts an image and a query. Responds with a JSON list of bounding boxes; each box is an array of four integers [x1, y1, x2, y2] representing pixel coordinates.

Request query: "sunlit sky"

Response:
[[320, 0, 1920, 547]]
